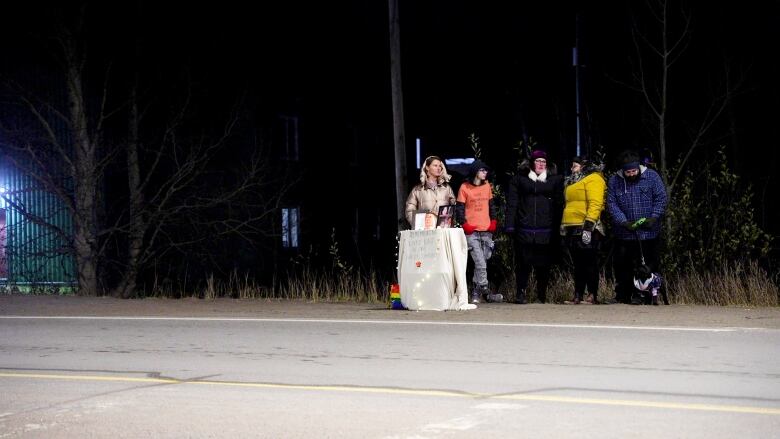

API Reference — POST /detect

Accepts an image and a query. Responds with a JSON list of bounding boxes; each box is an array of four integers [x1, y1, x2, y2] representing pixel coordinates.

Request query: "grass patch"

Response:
[[142, 267, 386, 302], [135, 262, 778, 306], [666, 262, 778, 306], [493, 262, 778, 306]]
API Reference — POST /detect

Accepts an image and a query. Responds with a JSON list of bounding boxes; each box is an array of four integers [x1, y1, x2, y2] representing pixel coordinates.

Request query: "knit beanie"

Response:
[[530, 150, 547, 161]]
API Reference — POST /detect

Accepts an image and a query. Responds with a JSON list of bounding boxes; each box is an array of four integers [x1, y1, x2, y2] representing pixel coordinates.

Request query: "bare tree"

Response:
[[629, 0, 690, 186], [109, 94, 292, 298], [626, 0, 738, 194], [119, 70, 144, 297], [2, 9, 293, 297], [2, 16, 114, 295]]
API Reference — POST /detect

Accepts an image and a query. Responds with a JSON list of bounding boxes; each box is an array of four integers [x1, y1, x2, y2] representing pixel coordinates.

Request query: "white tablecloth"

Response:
[[397, 229, 475, 310]]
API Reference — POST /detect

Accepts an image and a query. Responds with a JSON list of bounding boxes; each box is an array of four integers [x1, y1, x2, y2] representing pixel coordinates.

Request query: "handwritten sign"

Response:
[[401, 231, 439, 265], [397, 229, 471, 310]]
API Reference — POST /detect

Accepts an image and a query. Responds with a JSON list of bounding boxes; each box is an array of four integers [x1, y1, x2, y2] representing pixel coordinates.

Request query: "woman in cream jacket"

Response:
[[404, 156, 456, 227]]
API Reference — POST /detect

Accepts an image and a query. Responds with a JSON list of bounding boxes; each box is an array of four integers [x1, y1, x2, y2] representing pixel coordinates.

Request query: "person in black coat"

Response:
[[505, 150, 564, 304]]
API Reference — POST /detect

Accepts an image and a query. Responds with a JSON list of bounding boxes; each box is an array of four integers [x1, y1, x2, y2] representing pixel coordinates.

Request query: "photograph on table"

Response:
[[414, 210, 438, 231], [437, 205, 454, 229]]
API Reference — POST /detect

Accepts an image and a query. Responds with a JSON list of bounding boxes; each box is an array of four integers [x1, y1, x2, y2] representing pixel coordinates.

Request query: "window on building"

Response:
[[281, 207, 300, 249], [278, 115, 299, 161]]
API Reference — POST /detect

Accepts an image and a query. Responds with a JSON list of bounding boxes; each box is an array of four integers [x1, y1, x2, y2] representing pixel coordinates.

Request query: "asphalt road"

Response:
[[1, 297, 779, 438]]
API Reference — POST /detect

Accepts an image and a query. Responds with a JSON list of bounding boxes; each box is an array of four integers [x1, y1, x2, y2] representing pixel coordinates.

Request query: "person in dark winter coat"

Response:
[[606, 149, 668, 304], [455, 159, 502, 304], [505, 150, 564, 304]]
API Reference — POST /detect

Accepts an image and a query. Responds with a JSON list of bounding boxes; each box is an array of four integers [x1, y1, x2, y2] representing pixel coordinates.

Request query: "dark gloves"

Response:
[[621, 217, 658, 231], [641, 217, 658, 229], [487, 219, 497, 233], [631, 218, 647, 230], [462, 222, 477, 235], [583, 220, 595, 232]]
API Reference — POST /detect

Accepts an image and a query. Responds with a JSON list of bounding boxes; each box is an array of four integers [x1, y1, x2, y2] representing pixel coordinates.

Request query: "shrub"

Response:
[[663, 147, 772, 275]]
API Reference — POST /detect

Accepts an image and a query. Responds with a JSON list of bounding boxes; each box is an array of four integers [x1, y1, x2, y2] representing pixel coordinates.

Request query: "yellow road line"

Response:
[[494, 394, 780, 415], [2, 372, 779, 416]]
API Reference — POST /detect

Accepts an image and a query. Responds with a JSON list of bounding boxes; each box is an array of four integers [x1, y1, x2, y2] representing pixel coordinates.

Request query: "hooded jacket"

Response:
[[606, 165, 668, 240], [506, 160, 564, 244]]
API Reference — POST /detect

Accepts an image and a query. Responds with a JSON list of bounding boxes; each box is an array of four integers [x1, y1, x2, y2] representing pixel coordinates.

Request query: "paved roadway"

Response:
[[1, 303, 779, 438]]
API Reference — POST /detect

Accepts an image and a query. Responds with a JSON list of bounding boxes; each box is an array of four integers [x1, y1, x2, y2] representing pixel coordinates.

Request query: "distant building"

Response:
[[0, 158, 77, 292]]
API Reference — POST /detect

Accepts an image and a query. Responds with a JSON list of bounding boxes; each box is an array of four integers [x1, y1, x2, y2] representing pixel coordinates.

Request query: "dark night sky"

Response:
[[4, 2, 777, 152], [3, 1, 780, 231]]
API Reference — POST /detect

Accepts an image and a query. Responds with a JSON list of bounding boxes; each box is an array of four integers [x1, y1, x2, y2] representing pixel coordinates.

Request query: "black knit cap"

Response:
[[467, 159, 490, 180]]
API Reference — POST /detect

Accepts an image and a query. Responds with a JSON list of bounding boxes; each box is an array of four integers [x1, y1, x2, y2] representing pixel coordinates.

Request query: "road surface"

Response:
[[1, 296, 779, 438]]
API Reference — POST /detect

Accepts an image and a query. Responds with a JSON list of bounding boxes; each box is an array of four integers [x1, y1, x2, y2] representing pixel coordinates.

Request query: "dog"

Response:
[[632, 264, 663, 305]]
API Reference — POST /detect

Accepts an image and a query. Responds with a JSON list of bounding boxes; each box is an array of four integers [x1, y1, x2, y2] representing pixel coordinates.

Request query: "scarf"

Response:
[[565, 171, 584, 187], [528, 170, 547, 182], [564, 163, 604, 187]]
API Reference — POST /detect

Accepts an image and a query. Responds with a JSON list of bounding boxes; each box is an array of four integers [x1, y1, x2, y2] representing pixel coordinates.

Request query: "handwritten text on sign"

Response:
[[402, 231, 440, 264]]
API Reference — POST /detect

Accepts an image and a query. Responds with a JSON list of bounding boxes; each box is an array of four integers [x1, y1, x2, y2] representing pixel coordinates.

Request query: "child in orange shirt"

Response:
[[455, 160, 501, 303]]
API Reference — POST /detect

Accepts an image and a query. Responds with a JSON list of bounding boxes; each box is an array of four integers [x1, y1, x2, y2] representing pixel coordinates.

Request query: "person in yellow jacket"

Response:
[[561, 156, 606, 304]]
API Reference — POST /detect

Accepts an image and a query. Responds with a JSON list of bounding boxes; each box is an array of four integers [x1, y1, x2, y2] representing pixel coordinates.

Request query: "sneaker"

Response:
[[486, 293, 504, 303], [652, 295, 659, 306], [582, 294, 596, 304], [470, 292, 481, 304], [564, 297, 581, 305]]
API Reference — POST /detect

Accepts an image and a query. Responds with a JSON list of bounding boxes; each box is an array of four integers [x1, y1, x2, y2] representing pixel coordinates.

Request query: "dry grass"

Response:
[[146, 268, 385, 302], [494, 262, 778, 306], [272, 267, 383, 302], [494, 268, 616, 304], [666, 262, 778, 306], [141, 262, 778, 307]]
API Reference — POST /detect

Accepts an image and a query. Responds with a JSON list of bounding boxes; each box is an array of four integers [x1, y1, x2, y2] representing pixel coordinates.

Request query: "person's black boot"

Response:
[[470, 283, 482, 304], [514, 289, 527, 304]]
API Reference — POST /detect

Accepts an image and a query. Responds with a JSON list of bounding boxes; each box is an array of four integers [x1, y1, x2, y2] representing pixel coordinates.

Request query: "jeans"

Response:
[[466, 231, 494, 286]]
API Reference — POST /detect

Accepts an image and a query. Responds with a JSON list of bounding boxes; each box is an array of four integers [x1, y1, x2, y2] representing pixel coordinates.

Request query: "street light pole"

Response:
[[573, 13, 582, 158]]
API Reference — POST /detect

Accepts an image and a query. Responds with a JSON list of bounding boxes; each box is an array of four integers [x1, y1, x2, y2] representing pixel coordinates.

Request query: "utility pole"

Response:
[[573, 12, 583, 158], [389, 0, 408, 226]]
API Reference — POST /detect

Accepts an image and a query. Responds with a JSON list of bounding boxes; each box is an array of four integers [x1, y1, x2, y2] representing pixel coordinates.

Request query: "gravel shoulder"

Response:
[[1, 295, 779, 329]]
